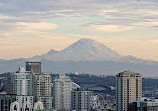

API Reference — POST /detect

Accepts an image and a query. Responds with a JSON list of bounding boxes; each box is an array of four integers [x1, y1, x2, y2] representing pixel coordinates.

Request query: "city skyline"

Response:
[[1, 61, 158, 111], [0, 0, 158, 61]]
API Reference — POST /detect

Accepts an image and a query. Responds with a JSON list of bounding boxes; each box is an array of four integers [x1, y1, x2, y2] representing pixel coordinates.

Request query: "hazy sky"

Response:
[[0, 0, 158, 61]]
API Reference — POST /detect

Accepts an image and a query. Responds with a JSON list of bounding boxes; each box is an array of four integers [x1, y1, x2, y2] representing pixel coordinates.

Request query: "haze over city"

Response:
[[0, 0, 158, 61]]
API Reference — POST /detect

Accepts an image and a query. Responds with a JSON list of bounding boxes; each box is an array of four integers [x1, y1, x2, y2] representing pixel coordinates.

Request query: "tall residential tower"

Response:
[[116, 70, 142, 111], [53, 74, 72, 111], [11, 67, 34, 110], [34, 73, 52, 110]]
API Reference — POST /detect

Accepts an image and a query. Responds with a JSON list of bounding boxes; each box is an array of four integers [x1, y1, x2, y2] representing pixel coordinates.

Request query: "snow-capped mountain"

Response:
[[0, 38, 158, 76], [41, 38, 123, 61], [29, 38, 150, 63]]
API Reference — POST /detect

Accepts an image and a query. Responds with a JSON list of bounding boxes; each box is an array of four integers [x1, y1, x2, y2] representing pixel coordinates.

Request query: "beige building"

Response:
[[34, 73, 52, 110], [116, 70, 142, 111], [71, 88, 92, 111]]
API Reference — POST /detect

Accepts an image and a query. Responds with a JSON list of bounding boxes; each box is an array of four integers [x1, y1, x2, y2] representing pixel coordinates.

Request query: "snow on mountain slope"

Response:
[[42, 38, 124, 61], [0, 38, 158, 76], [29, 49, 58, 61], [28, 38, 154, 64]]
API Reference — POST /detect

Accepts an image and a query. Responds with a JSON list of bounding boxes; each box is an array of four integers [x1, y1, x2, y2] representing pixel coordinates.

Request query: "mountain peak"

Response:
[[73, 38, 99, 47], [76, 38, 96, 43], [44, 38, 123, 61], [71, 38, 119, 55], [47, 49, 57, 54]]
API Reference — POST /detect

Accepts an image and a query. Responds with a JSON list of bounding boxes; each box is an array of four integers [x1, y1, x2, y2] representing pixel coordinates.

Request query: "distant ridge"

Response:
[[29, 38, 150, 63], [31, 38, 123, 62], [0, 38, 158, 76]]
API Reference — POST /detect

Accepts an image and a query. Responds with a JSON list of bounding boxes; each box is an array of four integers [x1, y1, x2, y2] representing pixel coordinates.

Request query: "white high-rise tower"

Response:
[[53, 74, 72, 111], [11, 67, 34, 110]]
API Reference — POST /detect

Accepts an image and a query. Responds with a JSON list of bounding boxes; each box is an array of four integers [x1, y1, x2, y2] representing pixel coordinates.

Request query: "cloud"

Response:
[[0, 0, 158, 34], [0, 13, 15, 20], [0, 0, 158, 28], [0, 42, 21, 47], [88, 24, 132, 32], [0, 0, 158, 60], [15, 22, 57, 31], [0, 22, 57, 38], [150, 40, 158, 43], [0, 33, 12, 38]]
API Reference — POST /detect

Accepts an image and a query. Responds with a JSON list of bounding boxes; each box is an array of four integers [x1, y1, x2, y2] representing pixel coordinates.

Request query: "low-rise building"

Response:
[[0, 92, 16, 111], [129, 97, 158, 111]]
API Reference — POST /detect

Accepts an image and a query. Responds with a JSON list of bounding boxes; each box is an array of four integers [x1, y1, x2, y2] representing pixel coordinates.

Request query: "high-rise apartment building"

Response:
[[11, 67, 34, 110], [71, 88, 92, 111], [53, 74, 72, 111], [34, 73, 52, 110], [26, 62, 41, 74], [116, 70, 142, 111]]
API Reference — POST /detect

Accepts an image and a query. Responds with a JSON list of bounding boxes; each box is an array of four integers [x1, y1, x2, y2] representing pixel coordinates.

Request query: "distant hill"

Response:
[[0, 38, 158, 76]]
